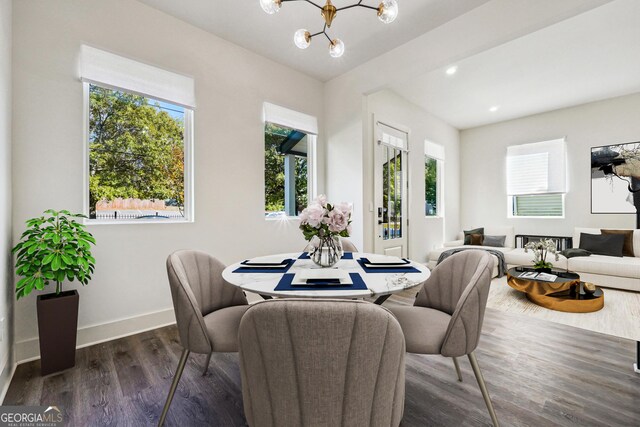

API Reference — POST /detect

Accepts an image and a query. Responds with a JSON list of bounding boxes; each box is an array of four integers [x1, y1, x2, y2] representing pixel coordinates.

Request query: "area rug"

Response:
[[248, 277, 640, 342], [487, 277, 640, 341]]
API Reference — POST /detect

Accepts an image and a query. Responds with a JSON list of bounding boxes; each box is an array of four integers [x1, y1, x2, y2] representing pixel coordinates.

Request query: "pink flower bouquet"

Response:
[[299, 196, 352, 241]]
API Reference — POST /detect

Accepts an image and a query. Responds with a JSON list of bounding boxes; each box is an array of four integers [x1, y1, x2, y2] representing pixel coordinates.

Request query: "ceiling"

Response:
[[136, 0, 490, 81], [391, 0, 640, 129]]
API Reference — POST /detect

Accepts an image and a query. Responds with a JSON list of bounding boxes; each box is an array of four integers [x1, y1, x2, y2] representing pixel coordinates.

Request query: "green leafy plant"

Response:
[[12, 210, 96, 299]]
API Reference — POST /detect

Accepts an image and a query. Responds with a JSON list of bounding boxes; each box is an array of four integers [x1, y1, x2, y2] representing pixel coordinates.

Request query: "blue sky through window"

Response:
[[152, 100, 184, 121]]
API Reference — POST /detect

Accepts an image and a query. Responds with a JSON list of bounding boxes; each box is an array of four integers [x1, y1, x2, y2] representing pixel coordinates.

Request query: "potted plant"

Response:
[[12, 210, 96, 375], [524, 238, 559, 273], [299, 195, 352, 267]]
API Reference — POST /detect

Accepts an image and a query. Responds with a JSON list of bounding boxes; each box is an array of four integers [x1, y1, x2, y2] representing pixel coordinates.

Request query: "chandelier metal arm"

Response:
[[309, 24, 333, 43], [336, 1, 378, 12], [281, 0, 323, 10]]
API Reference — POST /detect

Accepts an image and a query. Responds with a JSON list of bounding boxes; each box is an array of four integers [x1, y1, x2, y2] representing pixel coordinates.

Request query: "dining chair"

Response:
[[340, 238, 358, 252], [388, 250, 499, 427], [159, 250, 249, 427], [238, 299, 406, 427]]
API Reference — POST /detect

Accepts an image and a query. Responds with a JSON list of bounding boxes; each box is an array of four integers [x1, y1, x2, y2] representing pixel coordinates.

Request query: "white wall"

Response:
[[364, 90, 460, 262], [12, 0, 324, 361], [460, 93, 640, 238], [323, 0, 606, 253], [0, 0, 13, 396]]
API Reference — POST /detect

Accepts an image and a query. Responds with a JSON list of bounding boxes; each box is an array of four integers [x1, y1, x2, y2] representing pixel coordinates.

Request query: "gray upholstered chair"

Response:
[[340, 238, 358, 252], [238, 299, 405, 427], [159, 250, 249, 427], [388, 250, 499, 427]]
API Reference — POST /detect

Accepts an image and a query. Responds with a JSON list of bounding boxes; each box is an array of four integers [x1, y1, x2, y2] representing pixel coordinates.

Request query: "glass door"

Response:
[[374, 122, 408, 258]]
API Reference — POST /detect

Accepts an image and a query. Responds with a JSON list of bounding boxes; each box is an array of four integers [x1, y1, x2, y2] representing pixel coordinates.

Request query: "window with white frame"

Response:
[[80, 46, 195, 222], [425, 141, 444, 216], [507, 138, 567, 217], [263, 103, 317, 218]]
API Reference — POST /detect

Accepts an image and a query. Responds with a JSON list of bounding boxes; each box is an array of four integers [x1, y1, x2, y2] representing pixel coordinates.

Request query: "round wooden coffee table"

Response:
[[506, 266, 604, 313]]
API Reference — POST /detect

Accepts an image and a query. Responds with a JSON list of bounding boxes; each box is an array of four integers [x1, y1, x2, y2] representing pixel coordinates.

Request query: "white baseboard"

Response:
[[15, 308, 176, 364], [634, 363, 639, 374], [0, 357, 16, 403]]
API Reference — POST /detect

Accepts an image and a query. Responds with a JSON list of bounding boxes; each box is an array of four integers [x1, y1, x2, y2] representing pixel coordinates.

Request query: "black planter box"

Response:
[[37, 290, 79, 376]]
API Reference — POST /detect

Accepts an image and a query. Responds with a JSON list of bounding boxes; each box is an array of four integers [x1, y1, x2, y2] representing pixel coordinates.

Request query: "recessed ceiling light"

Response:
[[445, 66, 458, 76], [489, 105, 499, 112]]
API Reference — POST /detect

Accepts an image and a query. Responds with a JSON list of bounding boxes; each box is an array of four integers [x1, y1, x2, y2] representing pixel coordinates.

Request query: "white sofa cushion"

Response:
[[443, 240, 464, 247], [503, 248, 568, 270], [573, 227, 640, 258], [456, 226, 515, 248], [568, 255, 640, 280]]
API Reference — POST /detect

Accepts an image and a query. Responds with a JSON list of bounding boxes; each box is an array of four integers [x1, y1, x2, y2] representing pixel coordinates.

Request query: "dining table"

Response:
[[222, 251, 431, 305]]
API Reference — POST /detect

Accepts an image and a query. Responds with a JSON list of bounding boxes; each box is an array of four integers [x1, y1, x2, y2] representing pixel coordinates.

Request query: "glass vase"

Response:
[[310, 235, 343, 268]]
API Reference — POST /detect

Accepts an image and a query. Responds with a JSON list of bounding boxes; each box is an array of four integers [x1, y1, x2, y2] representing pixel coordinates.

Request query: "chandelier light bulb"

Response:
[[260, 0, 281, 15], [294, 29, 311, 49], [329, 38, 345, 58], [378, 0, 398, 24]]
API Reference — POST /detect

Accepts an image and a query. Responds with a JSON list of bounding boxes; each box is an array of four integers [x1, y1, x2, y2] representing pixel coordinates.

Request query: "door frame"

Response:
[[372, 115, 411, 258]]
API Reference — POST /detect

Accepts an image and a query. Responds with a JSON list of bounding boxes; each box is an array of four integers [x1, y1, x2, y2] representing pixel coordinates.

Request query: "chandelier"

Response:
[[259, 0, 399, 58]]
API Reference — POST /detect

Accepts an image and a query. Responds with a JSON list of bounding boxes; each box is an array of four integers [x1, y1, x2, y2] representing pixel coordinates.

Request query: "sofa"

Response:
[[427, 226, 640, 292], [427, 226, 519, 278], [564, 227, 640, 293]]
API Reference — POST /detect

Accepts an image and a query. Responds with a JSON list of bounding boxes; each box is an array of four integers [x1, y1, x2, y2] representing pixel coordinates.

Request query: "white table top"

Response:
[[222, 252, 430, 299]]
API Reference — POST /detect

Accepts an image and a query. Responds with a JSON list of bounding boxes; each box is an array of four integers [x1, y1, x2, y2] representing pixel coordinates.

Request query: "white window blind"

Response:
[[80, 45, 196, 108], [263, 102, 318, 135], [513, 194, 564, 217], [377, 123, 408, 151], [425, 140, 445, 160], [507, 138, 566, 195]]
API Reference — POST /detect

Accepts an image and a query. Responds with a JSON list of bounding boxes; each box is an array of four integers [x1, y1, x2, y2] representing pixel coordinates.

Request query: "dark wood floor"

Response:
[[4, 298, 639, 426]]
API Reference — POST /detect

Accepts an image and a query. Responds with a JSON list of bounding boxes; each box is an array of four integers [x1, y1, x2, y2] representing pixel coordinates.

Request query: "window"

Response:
[[263, 103, 317, 218], [80, 46, 195, 222], [87, 85, 191, 220], [425, 141, 444, 217], [511, 194, 564, 217], [507, 138, 566, 217]]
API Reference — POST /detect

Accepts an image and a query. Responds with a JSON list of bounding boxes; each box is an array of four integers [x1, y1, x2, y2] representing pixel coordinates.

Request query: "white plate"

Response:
[[292, 269, 352, 285], [242, 255, 291, 266], [363, 263, 413, 269], [363, 255, 408, 265], [239, 263, 289, 269]]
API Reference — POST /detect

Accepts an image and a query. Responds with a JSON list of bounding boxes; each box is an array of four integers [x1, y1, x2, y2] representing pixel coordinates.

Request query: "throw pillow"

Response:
[[560, 248, 592, 259], [469, 233, 484, 245], [579, 233, 625, 257], [601, 229, 635, 257], [464, 227, 484, 245], [483, 235, 506, 247]]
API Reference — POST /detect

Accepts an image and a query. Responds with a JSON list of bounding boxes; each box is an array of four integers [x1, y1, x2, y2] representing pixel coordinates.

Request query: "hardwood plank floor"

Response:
[[4, 299, 639, 426]]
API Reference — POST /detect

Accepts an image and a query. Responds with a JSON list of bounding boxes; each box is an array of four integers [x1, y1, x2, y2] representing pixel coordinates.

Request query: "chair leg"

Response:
[[202, 352, 212, 376], [468, 352, 499, 427], [158, 349, 190, 427], [452, 357, 463, 382]]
